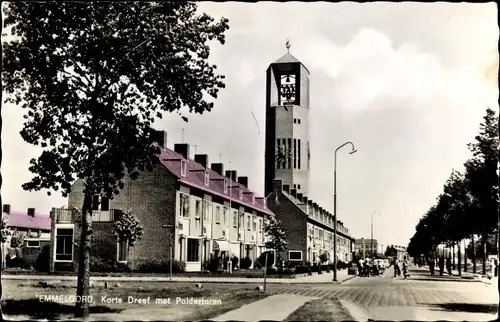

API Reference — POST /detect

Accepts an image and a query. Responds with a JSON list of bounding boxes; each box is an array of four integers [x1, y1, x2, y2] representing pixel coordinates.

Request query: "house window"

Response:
[[187, 238, 200, 262], [55, 228, 73, 261], [204, 171, 209, 186], [195, 200, 202, 218], [26, 240, 40, 248], [179, 193, 190, 218], [247, 215, 251, 231], [224, 179, 229, 193], [289, 250, 302, 261], [232, 211, 237, 227], [203, 200, 210, 221], [238, 212, 244, 228], [180, 160, 187, 177], [101, 197, 109, 211], [215, 206, 221, 224], [117, 239, 128, 262], [252, 217, 257, 231], [259, 218, 262, 231]]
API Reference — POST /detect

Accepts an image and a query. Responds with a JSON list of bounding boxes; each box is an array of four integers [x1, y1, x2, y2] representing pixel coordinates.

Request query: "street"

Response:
[[268, 265, 499, 320]]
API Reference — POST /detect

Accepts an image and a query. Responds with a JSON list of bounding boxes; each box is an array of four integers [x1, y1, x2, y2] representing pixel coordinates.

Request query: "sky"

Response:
[[1, 2, 498, 248]]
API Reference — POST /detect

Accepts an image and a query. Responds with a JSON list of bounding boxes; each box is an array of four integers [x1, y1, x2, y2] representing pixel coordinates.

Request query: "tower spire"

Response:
[[285, 39, 291, 53]]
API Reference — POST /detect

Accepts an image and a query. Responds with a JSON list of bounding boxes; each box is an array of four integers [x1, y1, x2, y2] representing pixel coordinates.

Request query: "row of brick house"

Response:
[[47, 130, 355, 273], [267, 180, 354, 265], [50, 131, 276, 272]]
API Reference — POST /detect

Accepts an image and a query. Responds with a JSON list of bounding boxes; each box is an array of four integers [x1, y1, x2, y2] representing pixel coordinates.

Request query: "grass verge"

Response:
[[284, 296, 353, 321], [2, 281, 271, 321]]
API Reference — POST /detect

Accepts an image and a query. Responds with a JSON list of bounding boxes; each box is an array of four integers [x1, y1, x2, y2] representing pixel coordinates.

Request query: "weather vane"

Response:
[[285, 39, 291, 53]]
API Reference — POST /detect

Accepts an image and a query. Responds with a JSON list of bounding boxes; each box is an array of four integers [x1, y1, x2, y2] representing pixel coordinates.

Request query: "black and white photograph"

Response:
[[0, 1, 498, 321]]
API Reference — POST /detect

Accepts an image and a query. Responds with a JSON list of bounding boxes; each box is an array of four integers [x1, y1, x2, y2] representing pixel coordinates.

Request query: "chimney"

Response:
[[272, 179, 283, 193], [2, 204, 10, 214], [307, 200, 313, 207], [225, 170, 237, 181], [237, 177, 248, 188], [174, 143, 190, 159], [290, 188, 297, 197], [319, 207, 323, 214], [152, 130, 168, 149], [302, 196, 308, 204], [194, 154, 209, 169], [296, 193, 303, 201], [211, 163, 224, 176], [27, 208, 35, 217], [283, 185, 290, 193], [313, 202, 318, 210]]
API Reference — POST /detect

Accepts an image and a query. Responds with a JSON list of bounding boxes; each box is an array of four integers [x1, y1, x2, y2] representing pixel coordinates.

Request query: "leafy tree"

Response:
[[114, 209, 144, 253], [464, 108, 499, 274], [264, 216, 288, 263], [2, 2, 229, 317]]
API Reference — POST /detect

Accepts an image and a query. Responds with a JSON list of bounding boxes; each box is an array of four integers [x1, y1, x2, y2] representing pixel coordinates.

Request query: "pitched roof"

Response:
[[271, 53, 310, 73], [278, 190, 353, 240], [2, 211, 51, 230], [159, 148, 274, 216]]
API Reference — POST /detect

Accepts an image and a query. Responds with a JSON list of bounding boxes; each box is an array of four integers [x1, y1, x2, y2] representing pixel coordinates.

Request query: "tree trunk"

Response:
[[472, 234, 476, 273], [464, 239, 467, 272], [458, 241, 462, 276], [482, 234, 487, 275], [75, 192, 93, 318], [452, 244, 456, 270], [0, 238, 3, 318]]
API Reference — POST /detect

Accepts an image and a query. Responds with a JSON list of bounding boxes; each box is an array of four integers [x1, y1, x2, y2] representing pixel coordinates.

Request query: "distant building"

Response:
[[354, 238, 379, 257], [388, 245, 408, 261], [1, 205, 51, 268], [263, 47, 354, 265], [49, 135, 274, 273]]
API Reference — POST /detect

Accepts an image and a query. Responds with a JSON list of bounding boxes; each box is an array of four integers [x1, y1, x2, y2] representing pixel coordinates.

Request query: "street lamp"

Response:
[[333, 141, 357, 282], [371, 211, 381, 257]]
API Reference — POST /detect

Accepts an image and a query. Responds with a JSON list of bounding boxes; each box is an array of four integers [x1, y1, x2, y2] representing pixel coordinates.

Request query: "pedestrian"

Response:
[[438, 257, 444, 276], [446, 258, 452, 276], [429, 258, 435, 275], [394, 258, 400, 277]]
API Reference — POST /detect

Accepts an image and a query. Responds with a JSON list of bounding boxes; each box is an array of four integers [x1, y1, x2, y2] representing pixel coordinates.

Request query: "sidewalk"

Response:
[[2, 269, 356, 284], [212, 294, 317, 321]]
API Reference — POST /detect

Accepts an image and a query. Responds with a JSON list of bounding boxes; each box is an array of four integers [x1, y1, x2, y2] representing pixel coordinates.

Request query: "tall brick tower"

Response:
[[264, 41, 311, 197]]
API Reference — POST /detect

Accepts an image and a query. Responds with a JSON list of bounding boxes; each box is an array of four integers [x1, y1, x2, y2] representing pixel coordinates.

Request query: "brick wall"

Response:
[[267, 189, 307, 262], [67, 162, 178, 270]]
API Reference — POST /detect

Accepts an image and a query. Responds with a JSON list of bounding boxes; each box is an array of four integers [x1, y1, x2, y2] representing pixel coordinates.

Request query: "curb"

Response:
[[2, 275, 355, 285], [339, 275, 357, 284]]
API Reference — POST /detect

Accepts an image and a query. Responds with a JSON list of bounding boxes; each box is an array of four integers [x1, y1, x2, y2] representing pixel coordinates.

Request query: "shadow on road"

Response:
[[404, 276, 479, 283], [2, 299, 123, 319], [425, 303, 498, 314]]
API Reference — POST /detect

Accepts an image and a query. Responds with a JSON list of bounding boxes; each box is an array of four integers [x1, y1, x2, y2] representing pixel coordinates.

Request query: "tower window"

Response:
[[298, 119, 301, 124], [293, 118, 297, 124], [293, 184, 296, 189], [298, 139, 301, 170], [298, 184, 301, 190], [287, 138, 292, 169], [293, 139, 297, 169]]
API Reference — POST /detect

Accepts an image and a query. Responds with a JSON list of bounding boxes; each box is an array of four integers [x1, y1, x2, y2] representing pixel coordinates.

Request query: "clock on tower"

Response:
[[280, 73, 296, 104]]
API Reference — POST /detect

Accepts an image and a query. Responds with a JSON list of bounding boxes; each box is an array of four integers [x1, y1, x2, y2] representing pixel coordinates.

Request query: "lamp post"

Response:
[[371, 211, 381, 257], [333, 141, 357, 282], [162, 224, 175, 281]]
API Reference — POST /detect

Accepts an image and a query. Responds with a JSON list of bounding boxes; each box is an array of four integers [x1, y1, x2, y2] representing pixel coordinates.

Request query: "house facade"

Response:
[[354, 238, 379, 258], [49, 135, 274, 272], [2, 205, 51, 268], [267, 179, 354, 265]]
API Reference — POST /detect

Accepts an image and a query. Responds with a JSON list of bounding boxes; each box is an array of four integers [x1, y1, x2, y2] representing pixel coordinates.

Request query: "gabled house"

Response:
[[2, 205, 51, 268], [49, 130, 275, 272]]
